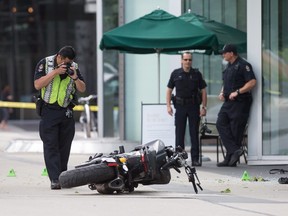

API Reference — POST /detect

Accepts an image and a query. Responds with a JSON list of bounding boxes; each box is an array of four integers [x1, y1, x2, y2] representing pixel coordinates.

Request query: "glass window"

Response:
[[262, 0, 288, 155], [0, 0, 97, 109], [183, 0, 247, 122], [0, 0, 120, 137], [102, 0, 119, 137]]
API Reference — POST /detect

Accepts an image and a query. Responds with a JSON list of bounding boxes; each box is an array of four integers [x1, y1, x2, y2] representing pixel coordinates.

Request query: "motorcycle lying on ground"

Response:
[[59, 139, 203, 194]]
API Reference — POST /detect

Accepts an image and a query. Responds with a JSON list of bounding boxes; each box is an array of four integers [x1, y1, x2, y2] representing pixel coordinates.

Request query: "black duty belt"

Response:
[[175, 96, 195, 105], [44, 102, 66, 110]]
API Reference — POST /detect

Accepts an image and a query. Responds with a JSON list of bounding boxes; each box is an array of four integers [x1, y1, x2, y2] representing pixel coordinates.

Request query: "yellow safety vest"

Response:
[[41, 55, 78, 108]]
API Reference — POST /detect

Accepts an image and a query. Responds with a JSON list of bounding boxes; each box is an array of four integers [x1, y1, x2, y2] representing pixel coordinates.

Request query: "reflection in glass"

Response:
[[262, 0, 288, 155]]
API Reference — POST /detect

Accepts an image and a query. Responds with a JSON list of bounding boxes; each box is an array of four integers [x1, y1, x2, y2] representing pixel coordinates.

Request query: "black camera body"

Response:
[[66, 63, 74, 76], [200, 123, 212, 135]]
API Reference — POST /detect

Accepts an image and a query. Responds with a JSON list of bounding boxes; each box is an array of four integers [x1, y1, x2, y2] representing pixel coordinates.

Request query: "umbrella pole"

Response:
[[157, 51, 160, 103]]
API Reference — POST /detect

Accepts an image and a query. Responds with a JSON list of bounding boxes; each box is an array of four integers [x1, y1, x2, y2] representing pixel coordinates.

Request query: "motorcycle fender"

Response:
[[101, 157, 119, 167]]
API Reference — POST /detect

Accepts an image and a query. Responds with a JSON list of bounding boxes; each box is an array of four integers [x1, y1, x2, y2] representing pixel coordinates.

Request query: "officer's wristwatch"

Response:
[[236, 89, 240, 95], [202, 106, 207, 110]]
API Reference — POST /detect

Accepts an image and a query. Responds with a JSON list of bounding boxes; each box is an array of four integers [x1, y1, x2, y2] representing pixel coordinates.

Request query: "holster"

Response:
[[34, 95, 44, 116], [171, 94, 176, 106]]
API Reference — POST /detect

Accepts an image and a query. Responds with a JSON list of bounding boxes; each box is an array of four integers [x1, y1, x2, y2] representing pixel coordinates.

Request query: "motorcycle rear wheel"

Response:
[[59, 164, 116, 188]]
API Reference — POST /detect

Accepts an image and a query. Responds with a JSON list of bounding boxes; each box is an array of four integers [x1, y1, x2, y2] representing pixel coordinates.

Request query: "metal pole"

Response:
[[156, 49, 162, 103], [96, 0, 104, 137], [118, 0, 125, 140], [158, 51, 160, 103]]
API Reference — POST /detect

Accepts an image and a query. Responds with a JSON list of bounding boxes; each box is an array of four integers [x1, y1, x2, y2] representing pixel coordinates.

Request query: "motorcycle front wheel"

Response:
[[59, 163, 116, 188]]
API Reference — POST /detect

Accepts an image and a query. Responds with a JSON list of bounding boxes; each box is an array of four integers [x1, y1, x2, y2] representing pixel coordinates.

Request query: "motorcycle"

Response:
[[59, 139, 203, 194]]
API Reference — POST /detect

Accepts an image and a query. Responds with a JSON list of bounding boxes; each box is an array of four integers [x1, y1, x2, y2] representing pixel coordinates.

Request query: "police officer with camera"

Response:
[[166, 52, 207, 166], [216, 44, 256, 167], [34, 46, 86, 189]]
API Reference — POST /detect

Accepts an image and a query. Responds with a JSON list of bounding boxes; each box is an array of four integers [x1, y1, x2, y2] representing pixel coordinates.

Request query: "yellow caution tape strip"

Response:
[[0, 101, 98, 112]]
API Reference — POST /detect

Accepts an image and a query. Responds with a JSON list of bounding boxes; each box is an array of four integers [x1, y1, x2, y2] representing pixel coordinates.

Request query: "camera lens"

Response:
[[66, 63, 74, 75], [67, 69, 74, 75], [66, 63, 71, 71]]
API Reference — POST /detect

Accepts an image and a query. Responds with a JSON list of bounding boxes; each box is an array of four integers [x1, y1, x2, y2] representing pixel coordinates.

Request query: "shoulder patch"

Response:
[[246, 65, 251, 72], [38, 64, 44, 72]]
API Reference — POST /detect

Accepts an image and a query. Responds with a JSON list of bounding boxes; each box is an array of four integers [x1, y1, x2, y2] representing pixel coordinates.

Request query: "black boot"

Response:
[[228, 149, 244, 166], [217, 154, 232, 167], [51, 179, 61, 190], [192, 160, 201, 167]]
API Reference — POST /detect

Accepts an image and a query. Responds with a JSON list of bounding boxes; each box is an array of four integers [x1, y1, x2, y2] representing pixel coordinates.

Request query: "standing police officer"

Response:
[[166, 52, 207, 166], [34, 46, 86, 189], [216, 44, 256, 167]]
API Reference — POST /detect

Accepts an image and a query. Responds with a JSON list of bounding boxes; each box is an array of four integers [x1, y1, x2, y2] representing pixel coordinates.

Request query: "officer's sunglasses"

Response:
[[183, 59, 192, 61]]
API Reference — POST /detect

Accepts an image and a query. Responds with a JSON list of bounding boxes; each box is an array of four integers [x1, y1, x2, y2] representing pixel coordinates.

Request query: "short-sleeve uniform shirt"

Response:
[[222, 57, 256, 96], [167, 68, 207, 98]]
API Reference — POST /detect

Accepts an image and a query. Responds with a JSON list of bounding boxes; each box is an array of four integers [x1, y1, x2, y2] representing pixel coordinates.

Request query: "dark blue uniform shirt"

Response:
[[222, 57, 256, 97], [167, 68, 207, 98]]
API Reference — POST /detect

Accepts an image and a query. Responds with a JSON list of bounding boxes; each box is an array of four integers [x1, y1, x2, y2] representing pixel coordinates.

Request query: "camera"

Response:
[[200, 122, 212, 135], [66, 63, 74, 76]]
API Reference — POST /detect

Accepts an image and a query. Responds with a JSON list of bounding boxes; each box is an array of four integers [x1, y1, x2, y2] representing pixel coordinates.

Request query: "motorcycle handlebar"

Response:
[[161, 152, 185, 171], [161, 149, 203, 194]]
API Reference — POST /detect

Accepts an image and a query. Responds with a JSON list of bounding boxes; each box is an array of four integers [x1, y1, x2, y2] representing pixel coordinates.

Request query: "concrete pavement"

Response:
[[1, 120, 138, 153], [1, 120, 288, 216]]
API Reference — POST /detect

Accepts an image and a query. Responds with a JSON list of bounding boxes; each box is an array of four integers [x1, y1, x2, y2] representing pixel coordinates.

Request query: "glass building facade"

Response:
[[183, 0, 288, 160], [0, 0, 120, 137], [1, 0, 288, 163], [123, 0, 288, 164], [262, 0, 288, 156], [0, 0, 98, 99], [182, 0, 247, 123]]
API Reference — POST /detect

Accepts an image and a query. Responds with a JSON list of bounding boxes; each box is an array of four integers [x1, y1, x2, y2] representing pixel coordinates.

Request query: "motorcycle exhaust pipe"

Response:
[[107, 177, 125, 190]]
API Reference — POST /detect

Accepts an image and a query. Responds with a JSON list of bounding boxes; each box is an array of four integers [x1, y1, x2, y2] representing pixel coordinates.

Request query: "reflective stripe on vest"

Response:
[[41, 55, 77, 108]]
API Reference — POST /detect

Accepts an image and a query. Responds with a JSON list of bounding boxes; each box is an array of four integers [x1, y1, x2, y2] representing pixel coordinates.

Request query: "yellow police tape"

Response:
[[0, 101, 98, 112]]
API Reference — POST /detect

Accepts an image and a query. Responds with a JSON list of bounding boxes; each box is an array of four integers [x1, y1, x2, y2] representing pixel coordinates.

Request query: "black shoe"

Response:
[[217, 154, 232, 167], [192, 161, 201, 166], [278, 177, 288, 184], [228, 149, 243, 166], [217, 160, 230, 167], [51, 179, 61, 190]]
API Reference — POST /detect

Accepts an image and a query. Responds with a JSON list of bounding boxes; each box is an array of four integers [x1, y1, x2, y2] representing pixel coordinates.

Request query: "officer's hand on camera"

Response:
[[67, 65, 78, 81], [55, 63, 67, 75]]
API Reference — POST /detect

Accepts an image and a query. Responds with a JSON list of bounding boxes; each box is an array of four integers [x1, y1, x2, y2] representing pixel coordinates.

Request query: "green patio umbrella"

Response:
[[99, 9, 218, 102], [179, 11, 247, 54]]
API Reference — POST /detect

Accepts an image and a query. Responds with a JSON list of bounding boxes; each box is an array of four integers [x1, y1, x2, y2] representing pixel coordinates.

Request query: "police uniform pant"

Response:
[[39, 105, 75, 181], [216, 98, 252, 155], [175, 104, 200, 162]]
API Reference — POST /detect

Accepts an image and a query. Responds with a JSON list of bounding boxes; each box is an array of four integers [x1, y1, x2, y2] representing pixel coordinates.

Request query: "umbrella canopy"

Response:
[[179, 12, 247, 54], [99, 9, 219, 102], [99, 9, 219, 54]]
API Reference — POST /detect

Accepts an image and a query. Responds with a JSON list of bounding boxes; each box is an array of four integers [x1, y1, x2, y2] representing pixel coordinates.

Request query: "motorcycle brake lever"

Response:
[[173, 166, 181, 173], [91, 153, 103, 159], [197, 183, 203, 191]]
